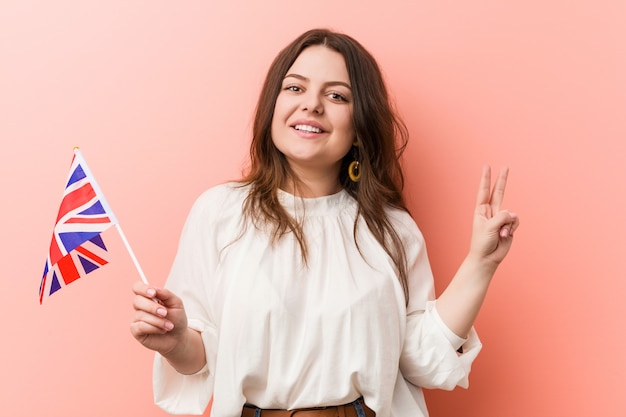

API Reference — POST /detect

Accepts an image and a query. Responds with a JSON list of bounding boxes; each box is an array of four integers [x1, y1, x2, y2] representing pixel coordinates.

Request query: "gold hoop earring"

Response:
[[348, 160, 361, 182], [348, 138, 362, 183]]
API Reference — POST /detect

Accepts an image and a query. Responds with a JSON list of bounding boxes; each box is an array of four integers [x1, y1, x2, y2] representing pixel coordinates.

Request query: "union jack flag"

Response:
[[39, 148, 118, 304]]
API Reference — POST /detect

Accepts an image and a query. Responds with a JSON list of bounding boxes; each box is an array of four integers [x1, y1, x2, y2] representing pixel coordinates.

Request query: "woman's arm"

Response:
[[436, 166, 520, 338]]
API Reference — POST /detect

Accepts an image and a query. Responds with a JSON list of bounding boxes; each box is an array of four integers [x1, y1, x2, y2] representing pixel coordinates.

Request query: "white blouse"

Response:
[[153, 183, 482, 417]]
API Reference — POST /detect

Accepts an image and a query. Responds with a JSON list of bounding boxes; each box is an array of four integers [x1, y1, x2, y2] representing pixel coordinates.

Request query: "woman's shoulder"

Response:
[[196, 181, 249, 202], [188, 181, 250, 218], [384, 205, 425, 244]]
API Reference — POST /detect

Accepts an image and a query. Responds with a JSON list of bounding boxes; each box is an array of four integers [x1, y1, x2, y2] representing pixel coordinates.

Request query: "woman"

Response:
[[130, 28, 519, 417]]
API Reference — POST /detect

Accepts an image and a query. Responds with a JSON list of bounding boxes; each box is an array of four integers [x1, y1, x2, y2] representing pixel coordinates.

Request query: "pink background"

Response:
[[1, 1, 625, 416]]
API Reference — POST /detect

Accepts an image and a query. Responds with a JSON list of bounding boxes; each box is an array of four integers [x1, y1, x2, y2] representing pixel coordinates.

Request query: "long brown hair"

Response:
[[241, 28, 411, 300]]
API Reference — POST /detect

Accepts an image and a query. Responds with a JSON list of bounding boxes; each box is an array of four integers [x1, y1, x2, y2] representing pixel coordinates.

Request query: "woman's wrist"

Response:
[[463, 251, 500, 278], [164, 327, 207, 375]]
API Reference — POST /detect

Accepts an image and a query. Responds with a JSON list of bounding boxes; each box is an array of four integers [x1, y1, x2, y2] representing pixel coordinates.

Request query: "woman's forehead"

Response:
[[286, 46, 350, 84]]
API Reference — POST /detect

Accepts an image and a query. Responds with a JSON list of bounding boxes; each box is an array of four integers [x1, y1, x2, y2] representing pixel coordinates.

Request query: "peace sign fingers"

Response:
[[490, 166, 509, 212], [476, 165, 509, 215], [470, 165, 519, 265]]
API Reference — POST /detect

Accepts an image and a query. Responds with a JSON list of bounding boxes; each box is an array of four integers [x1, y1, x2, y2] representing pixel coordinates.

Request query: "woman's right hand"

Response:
[[130, 281, 189, 356]]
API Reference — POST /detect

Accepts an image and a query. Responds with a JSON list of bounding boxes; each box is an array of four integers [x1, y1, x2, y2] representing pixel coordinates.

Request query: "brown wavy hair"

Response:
[[241, 28, 410, 300]]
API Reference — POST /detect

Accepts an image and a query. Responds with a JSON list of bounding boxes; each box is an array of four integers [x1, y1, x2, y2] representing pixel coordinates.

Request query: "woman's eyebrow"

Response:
[[284, 73, 351, 90]]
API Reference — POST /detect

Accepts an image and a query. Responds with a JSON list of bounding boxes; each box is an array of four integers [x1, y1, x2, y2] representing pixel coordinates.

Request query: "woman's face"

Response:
[[271, 45, 355, 183]]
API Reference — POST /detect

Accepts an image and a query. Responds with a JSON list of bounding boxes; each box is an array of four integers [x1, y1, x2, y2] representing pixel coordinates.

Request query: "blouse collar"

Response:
[[277, 188, 353, 217]]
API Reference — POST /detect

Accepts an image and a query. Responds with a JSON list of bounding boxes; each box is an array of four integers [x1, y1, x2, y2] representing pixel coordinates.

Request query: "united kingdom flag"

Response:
[[39, 148, 118, 304]]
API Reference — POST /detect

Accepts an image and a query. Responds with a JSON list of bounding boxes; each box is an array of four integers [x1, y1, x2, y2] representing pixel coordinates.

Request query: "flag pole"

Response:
[[73, 147, 150, 285], [115, 224, 150, 285]]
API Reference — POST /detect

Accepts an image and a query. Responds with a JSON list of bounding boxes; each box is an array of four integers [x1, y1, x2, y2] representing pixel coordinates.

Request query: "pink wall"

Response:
[[2, 1, 625, 416]]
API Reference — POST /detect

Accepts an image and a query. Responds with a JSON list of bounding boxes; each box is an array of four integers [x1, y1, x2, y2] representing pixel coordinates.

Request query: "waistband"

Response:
[[242, 398, 375, 417]]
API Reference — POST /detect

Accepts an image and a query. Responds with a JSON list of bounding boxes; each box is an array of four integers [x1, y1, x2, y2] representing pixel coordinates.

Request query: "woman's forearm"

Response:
[[435, 255, 499, 339], [163, 327, 207, 375]]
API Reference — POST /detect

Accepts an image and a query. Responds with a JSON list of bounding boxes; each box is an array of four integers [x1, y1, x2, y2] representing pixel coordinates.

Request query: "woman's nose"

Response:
[[301, 92, 323, 115]]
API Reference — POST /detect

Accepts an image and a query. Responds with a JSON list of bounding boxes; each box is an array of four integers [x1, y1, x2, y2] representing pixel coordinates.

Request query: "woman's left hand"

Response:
[[436, 166, 520, 337], [468, 165, 520, 267]]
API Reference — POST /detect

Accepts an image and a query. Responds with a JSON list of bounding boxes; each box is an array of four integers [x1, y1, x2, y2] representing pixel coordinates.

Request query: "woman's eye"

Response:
[[328, 92, 348, 102], [285, 85, 301, 92]]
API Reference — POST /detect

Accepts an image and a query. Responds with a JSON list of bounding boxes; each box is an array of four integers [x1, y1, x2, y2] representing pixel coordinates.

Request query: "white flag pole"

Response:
[[73, 147, 150, 285], [114, 223, 150, 285]]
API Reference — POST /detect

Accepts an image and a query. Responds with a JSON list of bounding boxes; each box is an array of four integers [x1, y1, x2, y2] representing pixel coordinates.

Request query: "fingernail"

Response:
[[147, 288, 156, 297], [164, 321, 174, 331], [157, 308, 167, 317]]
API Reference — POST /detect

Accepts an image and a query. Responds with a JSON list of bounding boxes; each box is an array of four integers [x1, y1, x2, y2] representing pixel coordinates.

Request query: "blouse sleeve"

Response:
[[152, 186, 234, 414], [395, 211, 483, 390]]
